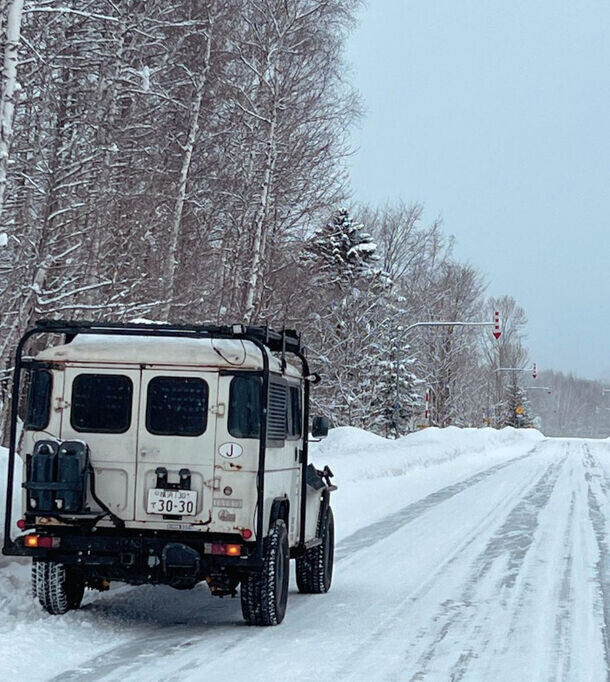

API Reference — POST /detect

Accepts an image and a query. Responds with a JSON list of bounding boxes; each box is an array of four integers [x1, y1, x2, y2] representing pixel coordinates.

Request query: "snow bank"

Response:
[[0, 446, 32, 638], [0, 445, 22, 544], [311, 426, 545, 540], [311, 425, 545, 484]]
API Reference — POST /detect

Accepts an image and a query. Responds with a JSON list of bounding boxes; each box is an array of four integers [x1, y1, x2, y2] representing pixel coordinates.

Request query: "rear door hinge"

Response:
[[54, 398, 70, 412]]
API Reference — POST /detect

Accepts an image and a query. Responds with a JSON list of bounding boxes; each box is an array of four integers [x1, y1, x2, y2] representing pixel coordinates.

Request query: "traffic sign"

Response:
[[515, 405, 524, 415]]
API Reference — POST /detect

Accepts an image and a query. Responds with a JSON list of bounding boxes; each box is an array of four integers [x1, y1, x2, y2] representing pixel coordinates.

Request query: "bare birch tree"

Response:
[[0, 0, 23, 217]]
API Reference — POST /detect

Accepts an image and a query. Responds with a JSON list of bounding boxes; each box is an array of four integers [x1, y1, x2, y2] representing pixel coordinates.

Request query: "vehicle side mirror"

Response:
[[311, 416, 330, 439]]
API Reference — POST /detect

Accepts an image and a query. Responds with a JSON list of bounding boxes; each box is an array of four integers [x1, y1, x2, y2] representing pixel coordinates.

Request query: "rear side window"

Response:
[[25, 370, 52, 431], [287, 385, 302, 439], [71, 374, 132, 433], [146, 376, 208, 436], [228, 375, 261, 438]]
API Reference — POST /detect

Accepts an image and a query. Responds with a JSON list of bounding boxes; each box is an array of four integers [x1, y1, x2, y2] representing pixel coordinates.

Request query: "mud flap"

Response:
[[306, 464, 337, 491]]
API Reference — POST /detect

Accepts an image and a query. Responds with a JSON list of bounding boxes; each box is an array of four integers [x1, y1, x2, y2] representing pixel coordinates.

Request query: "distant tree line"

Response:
[[1, 1, 601, 439], [527, 371, 610, 438]]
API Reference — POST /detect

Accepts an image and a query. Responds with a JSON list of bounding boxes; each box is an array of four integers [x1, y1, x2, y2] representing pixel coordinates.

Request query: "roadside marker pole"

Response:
[[493, 310, 501, 339]]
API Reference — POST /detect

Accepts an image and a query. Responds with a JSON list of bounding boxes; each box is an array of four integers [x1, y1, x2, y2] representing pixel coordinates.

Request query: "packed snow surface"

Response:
[[1, 427, 610, 680]]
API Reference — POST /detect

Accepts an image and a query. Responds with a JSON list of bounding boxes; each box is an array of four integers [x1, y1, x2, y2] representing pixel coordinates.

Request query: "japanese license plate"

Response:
[[147, 488, 197, 516]]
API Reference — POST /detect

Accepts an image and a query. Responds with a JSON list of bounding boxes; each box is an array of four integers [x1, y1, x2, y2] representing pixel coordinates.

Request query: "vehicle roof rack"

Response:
[[34, 319, 304, 356]]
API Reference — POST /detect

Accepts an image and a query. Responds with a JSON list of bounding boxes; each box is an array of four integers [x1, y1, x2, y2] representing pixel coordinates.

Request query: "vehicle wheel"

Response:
[[32, 560, 85, 615], [296, 506, 334, 594], [240, 519, 289, 626]]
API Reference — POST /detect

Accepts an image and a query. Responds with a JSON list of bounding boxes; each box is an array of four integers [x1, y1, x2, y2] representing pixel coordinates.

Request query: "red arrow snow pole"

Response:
[[493, 311, 501, 339]]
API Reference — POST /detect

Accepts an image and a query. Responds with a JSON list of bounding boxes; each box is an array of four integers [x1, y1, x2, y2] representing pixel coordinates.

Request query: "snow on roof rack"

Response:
[[34, 318, 304, 356]]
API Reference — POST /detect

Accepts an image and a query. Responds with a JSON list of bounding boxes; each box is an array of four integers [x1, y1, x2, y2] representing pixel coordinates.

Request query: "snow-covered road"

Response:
[[1, 430, 610, 681]]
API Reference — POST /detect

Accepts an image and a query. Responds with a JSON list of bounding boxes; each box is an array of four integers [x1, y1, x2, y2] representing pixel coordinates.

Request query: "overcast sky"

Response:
[[346, 1, 610, 381]]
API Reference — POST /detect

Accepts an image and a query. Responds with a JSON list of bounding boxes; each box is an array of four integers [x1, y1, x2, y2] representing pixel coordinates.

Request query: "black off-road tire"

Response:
[[240, 519, 289, 626], [296, 506, 334, 594], [32, 560, 85, 615]]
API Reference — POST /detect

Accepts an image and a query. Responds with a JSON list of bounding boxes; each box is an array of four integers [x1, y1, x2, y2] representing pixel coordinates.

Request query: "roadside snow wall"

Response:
[[311, 425, 545, 483], [310, 426, 546, 540]]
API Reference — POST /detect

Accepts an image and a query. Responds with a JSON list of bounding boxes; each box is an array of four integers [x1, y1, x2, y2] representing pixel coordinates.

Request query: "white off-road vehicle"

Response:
[[2, 320, 335, 626]]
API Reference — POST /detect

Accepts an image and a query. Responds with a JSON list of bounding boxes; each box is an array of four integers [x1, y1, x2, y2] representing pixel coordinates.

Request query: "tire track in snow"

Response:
[[551, 491, 575, 682], [582, 442, 610, 675], [409, 451, 567, 681], [51, 444, 544, 682], [49, 600, 246, 682], [480, 441, 575, 681], [335, 444, 543, 563], [336, 472, 539, 681], [424, 452, 566, 680], [331, 446, 552, 681]]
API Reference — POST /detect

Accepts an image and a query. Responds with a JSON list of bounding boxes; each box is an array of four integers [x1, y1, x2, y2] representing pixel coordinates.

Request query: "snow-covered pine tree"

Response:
[[303, 208, 380, 289], [368, 338, 421, 437], [301, 209, 383, 429], [503, 376, 534, 428], [302, 209, 421, 435], [365, 291, 422, 436]]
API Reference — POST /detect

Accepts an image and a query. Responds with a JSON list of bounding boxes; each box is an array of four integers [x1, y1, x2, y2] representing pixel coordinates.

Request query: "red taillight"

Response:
[[38, 536, 58, 548], [16, 519, 26, 530], [241, 529, 253, 540]]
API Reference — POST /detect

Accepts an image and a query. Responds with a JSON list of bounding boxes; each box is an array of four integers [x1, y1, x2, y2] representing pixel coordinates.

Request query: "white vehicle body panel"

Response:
[[60, 365, 140, 520], [133, 369, 218, 527]]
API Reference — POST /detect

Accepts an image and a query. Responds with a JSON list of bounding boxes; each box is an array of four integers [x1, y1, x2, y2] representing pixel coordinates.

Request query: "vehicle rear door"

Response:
[[60, 365, 141, 521], [134, 369, 217, 525]]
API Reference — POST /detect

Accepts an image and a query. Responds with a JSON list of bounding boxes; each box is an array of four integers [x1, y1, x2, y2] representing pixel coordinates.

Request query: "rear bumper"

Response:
[[4, 528, 262, 586]]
